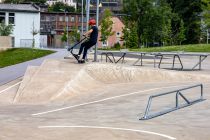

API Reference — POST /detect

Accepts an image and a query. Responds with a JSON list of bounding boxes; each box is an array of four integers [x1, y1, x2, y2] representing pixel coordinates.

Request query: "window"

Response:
[[116, 32, 121, 37], [51, 16, 56, 21], [0, 12, 5, 24], [41, 15, 45, 21], [70, 16, 75, 22], [65, 16, 69, 22], [9, 13, 15, 24], [83, 17, 87, 22], [102, 41, 108, 47], [78, 17, 82, 22], [59, 16, 64, 22], [46, 16, 50, 21]]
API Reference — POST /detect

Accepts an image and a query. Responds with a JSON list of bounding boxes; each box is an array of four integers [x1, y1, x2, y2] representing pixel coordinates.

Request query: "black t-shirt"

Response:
[[89, 25, 98, 43]]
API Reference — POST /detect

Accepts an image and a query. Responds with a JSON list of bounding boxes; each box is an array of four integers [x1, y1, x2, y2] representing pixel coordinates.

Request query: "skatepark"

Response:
[[0, 53, 210, 140]]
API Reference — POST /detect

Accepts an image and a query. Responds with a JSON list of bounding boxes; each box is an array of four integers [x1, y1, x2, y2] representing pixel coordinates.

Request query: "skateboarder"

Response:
[[76, 19, 98, 63]]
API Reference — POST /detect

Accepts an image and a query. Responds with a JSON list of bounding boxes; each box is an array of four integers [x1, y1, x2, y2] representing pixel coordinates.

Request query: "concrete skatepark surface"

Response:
[[1, 55, 210, 140]]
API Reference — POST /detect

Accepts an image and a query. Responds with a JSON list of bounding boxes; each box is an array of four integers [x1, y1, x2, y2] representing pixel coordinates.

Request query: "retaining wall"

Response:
[[0, 36, 12, 50]]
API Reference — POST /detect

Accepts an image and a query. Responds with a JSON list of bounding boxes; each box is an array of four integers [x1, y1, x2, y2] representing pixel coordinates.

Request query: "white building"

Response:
[[0, 4, 41, 48], [47, 0, 77, 9]]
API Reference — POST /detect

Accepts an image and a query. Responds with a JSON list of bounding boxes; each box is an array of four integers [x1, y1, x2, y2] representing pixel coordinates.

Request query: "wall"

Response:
[[54, 35, 66, 48], [10, 12, 40, 48], [0, 36, 12, 49]]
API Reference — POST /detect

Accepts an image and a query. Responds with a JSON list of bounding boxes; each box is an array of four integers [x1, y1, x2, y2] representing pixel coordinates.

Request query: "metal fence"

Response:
[[20, 39, 33, 48]]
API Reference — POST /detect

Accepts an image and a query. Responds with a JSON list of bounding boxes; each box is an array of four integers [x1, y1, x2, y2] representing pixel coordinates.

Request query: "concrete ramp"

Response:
[[13, 60, 210, 104], [13, 59, 84, 104], [85, 64, 210, 83]]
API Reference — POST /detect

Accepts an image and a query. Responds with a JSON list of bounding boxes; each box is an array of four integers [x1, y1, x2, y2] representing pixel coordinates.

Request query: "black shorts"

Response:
[[82, 41, 96, 48]]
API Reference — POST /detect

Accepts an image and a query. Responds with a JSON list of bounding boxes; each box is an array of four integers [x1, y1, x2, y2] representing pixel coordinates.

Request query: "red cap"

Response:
[[89, 19, 96, 26]]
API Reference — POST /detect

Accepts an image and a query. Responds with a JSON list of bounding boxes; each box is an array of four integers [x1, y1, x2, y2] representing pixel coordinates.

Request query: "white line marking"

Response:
[[0, 81, 22, 95], [32, 84, 194, 116], [38, 125, 176, 140]]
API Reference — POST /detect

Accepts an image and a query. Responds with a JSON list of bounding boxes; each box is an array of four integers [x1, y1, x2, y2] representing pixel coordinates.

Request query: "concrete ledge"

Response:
[[0, 36, 12, 49]]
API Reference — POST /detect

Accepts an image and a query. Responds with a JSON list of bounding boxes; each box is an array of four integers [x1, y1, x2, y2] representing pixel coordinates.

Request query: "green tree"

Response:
[[100, 8, 115, 47], [48, 2, 76, 12], [176, 19, 185, 45], [4, 0, 46, 4], [69, 26, 80, 44], [202, 0, 210, 28], [61, 27, 67, 44], [122, 20, 138, 48], [75, 0, 86, 13], [0, 23, 13, 36], [144, 1, 172, 46], [128, 23, 138, 48], [161, 19, 172, 46], [123, 0, 173, 47], [157, 0, 173, 45], [31, 21, 39, 48], [24, 0, 46, 3], [167, 0, 204, 44], [3, 0, 20, 3], [122, 27, 129, 48], [123, 0, 149, 47]]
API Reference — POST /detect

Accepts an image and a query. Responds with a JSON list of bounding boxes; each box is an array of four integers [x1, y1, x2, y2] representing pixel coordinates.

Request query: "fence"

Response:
[[20, 39, 33, 48]]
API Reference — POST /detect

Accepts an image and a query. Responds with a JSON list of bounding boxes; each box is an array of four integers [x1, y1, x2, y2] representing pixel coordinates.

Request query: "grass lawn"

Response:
[[0, 48, 55, 68], [99, 44, 210, 53]]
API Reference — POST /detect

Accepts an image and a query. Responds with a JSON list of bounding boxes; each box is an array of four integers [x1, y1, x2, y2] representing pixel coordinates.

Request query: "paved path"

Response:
[[0, 49, 68, 86]]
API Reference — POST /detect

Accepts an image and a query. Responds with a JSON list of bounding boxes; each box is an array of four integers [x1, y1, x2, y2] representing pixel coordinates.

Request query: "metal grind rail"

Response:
[[140, 84, 205, 120], [151, 52, 209, 70], [99, 51, 209, 70], [100, 52, 126, 64]]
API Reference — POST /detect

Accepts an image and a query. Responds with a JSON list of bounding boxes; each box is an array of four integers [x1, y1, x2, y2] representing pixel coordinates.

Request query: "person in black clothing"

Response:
[[76, 19, 98, 63]]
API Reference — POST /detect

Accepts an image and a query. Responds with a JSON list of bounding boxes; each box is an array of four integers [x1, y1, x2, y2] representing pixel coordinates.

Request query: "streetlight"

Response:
[[60, 9, 69, 47]]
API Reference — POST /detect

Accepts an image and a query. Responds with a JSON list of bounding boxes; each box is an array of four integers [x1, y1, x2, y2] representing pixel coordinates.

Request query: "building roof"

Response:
[[0, 4, 40, 13]]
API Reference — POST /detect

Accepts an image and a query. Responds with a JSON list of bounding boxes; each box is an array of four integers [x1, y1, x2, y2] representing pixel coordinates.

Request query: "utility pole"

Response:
[[66, 10, 69, 47], [94, 0, 99, 62], [86, 0, 90, 32], [81, 0, 84, 35]]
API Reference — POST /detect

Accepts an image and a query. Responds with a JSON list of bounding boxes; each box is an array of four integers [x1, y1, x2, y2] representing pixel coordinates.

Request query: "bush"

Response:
[[113, 42, 121, 49], [0, 23, 13, 36]]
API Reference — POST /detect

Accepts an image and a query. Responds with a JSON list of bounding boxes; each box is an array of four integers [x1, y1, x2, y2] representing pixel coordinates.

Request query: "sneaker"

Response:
[[78, 59, 85, 64]]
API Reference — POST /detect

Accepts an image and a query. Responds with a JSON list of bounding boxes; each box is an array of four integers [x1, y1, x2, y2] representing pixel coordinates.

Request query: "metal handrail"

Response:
[[140, 84, 205, 120]]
